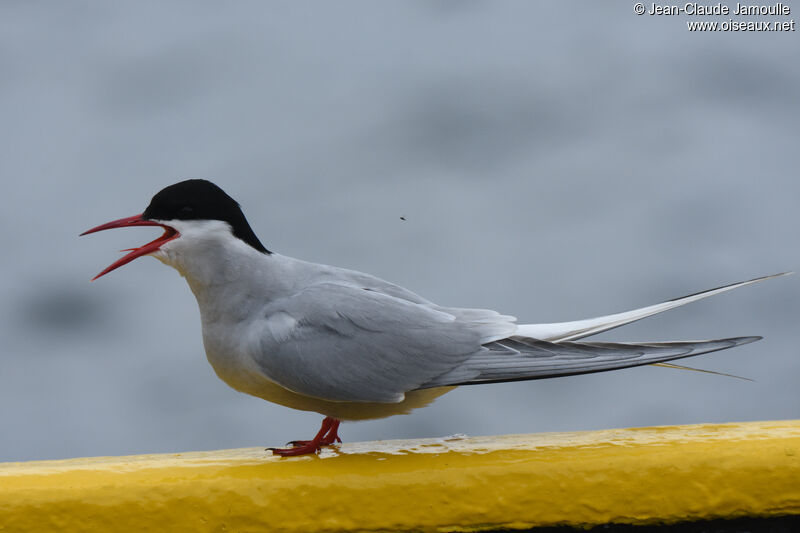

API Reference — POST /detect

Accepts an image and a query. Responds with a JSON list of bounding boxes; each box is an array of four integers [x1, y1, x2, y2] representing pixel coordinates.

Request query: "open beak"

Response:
[[80, 214, 179, 280]]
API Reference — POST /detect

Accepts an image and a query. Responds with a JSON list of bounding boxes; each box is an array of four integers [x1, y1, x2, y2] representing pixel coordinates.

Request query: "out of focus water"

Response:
[[1, 2, 798, 462]]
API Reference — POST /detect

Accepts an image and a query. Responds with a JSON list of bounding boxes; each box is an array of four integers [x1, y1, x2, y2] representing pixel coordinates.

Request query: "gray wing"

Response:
[[252, 282, 516, 403], [419, 336, 760, 388]]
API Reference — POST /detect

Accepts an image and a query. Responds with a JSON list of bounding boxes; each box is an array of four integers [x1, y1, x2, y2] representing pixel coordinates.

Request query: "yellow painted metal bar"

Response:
[[1, 420, 799, 532]]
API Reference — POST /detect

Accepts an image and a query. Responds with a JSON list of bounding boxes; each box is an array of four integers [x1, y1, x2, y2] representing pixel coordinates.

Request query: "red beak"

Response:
[[81, 214, 180, 280]]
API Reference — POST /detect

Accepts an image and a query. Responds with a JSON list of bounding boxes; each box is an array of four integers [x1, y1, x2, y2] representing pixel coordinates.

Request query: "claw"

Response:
[[269, 417, 342, 457]]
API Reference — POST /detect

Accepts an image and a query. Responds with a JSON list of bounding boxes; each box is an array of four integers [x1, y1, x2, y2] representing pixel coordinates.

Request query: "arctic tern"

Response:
[[81, 179, 786, 456]]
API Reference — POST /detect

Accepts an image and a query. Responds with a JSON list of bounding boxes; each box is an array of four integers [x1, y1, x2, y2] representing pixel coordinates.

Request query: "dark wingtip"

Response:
[[735, 336, 763, 345]]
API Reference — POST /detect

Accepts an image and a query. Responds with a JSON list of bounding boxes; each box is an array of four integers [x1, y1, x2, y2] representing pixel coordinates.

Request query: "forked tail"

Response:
[[419, 273, 789, 388]]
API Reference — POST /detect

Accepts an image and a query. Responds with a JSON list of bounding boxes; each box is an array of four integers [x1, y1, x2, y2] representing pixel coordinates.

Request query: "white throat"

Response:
[[149, 219, 279, 316]]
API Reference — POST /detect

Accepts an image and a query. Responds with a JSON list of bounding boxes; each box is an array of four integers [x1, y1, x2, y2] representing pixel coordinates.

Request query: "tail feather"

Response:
[[515, 273, 789, 342], [416, 274, 786, 390], [651, 362, 753, 382]]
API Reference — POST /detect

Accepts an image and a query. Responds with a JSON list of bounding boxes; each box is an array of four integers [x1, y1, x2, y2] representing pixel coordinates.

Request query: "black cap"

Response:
[[142, 179, 270, 254]]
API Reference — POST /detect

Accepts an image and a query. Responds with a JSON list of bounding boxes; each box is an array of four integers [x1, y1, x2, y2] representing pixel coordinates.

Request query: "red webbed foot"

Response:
[[268, 417, 342, 457]]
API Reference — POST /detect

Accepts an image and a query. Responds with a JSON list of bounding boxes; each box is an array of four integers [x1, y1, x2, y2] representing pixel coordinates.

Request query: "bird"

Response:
[[81, 179, 787, 456]]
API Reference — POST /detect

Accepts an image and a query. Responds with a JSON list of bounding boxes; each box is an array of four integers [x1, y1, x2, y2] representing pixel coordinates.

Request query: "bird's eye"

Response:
[[177, 205, 195, 217]]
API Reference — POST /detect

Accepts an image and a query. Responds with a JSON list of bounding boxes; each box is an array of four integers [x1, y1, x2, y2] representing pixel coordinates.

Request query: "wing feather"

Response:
[[419, 336, 759, 387], [246, 273, 783, 403], [251, 282, 514, 403]]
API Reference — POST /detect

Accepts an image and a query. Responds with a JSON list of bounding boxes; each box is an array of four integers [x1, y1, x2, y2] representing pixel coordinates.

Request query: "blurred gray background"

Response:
[[1, 2, 798, 462]]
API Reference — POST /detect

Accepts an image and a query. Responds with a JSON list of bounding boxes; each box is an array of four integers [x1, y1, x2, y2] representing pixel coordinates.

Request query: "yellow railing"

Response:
[[1, 420, 799, 532]]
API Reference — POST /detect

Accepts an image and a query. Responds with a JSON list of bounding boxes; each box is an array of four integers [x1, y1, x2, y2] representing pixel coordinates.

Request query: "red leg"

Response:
[[268, 417, 342, 457], [289, 418, 341, 446]]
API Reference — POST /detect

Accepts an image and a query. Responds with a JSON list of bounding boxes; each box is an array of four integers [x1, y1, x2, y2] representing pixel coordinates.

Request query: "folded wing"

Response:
[[418, 336, 760, 388], [253, 282, 515, 403]]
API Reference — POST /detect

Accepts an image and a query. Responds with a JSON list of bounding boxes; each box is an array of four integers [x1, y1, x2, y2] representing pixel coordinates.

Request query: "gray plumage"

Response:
[[242, 265, 783, 406], [81, 180, 790, 427]]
